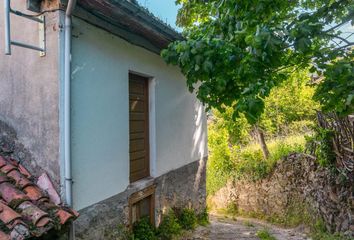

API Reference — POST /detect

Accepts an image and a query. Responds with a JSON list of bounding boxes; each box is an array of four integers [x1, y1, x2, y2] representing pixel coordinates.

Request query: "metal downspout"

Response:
[[65, 0, 77, 238], [64, 0, 76, 208], [4, 0, 11, 55], [64, 2, 76, 239]]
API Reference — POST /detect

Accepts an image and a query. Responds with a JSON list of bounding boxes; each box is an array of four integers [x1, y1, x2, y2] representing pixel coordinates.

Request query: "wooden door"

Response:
[[129, 73, 150, 183]]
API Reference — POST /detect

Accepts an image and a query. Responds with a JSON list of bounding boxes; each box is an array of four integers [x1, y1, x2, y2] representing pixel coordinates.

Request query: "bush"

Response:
[[306, 127, 336, 168], [156, 211, 182, 240], [132, 217, 156, 240], [177, 208, 198, 230], [207, 125, 235, 195]]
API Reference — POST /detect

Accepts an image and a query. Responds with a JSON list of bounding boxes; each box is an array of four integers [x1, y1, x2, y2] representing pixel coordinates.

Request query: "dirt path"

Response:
[[181, 215, 310, 240]]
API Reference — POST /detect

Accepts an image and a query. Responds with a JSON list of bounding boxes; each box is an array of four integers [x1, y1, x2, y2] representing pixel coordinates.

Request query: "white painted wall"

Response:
[[71, 18, 208, 210]]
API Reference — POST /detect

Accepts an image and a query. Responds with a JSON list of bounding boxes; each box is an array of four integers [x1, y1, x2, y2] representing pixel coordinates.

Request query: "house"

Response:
[[0, 0, 208, 239]]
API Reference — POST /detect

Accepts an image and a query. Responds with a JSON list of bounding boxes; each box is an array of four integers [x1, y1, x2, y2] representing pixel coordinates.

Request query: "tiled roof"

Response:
[[0, 155, 78, 240]]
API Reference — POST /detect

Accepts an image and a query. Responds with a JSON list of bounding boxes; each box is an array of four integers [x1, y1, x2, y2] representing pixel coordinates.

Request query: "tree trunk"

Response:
[[254, 126, 270, 159]]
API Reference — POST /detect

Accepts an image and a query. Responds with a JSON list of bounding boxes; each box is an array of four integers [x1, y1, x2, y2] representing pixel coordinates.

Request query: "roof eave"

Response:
[[75, 0, 183, 54]]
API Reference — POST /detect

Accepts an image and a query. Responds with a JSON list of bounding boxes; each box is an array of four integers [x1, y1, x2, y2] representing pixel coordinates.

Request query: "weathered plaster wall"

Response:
[[71, 17, 208, 210], [74, 158, 207, 240], [0, 3, 61, 186]]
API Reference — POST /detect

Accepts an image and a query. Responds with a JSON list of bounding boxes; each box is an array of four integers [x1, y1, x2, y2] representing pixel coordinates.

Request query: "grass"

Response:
[[207, 134, 306, 195], [231, 134, 305, 181], [243, 220, 255, 227], [310, 220, 352, 240], [256, 229, 276, 240]]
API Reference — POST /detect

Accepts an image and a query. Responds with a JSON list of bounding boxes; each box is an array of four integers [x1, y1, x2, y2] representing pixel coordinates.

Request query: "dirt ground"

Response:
[[181, 215, 310, 240]]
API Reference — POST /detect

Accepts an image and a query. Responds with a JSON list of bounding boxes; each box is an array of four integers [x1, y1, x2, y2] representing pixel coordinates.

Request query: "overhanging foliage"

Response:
[[162, 0, 354, 123]]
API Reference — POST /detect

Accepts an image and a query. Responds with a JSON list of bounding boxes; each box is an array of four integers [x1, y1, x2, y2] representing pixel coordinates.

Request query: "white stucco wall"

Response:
[[71, 18, 208, 210]]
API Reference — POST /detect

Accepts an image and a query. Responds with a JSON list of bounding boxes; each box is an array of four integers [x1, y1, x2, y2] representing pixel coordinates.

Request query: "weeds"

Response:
[[130, 208, 208, 240], [243, 221, 254, 227], [176, 208, 198, 230], [132, 217, 157, 240], [310, 220, 352, 240], [256, 229, 276, 240], [156, 211, 182, 240]]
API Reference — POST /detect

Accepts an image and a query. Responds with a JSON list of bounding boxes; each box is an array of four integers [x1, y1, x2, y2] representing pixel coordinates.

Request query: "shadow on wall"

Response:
[[192, 102, 207, 192]]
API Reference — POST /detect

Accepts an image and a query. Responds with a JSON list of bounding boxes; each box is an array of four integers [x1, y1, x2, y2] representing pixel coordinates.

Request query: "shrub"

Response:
[[177, 208, 198, 230], [207, 125, 235, 195], [306, 127, 336, 168], [156, 211, 182, 240], [132, 217, 156, 240]]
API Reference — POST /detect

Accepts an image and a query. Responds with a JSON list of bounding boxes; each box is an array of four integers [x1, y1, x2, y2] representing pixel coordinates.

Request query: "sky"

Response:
[[137, 0, 180, 30], [136, 1, 353, 43]]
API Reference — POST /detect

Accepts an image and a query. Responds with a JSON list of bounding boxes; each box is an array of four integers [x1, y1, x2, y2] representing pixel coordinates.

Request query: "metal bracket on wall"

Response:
[[4, 0, 46, 56]]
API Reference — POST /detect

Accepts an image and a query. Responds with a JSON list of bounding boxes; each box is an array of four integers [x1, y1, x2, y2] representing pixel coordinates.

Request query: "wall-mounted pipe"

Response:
[[4, 0, 11, 55], [64, 0, 76, 209], [64, 1, 77, 239]]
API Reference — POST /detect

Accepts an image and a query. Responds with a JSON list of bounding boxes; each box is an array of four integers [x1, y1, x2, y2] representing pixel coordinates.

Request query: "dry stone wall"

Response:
[[209, 153, 354, 236]]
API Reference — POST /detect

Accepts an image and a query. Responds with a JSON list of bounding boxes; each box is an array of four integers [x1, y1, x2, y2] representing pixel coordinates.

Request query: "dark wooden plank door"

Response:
[[129, 73, 150, 183]]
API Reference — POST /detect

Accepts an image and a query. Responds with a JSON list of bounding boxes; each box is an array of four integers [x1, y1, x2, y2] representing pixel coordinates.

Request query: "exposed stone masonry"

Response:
[[75, 158, 207, 240], [209, 154, 354, 237]]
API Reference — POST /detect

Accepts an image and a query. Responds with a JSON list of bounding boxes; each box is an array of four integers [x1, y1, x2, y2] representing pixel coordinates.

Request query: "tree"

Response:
[[162, 0, 354, 123], [209, 69, 319, 158]]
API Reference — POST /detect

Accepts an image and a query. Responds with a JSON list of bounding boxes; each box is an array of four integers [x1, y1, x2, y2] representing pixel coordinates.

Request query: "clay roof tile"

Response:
[[56, 209, 75, 225], [0, 164, 17, 175], [7, 170, 33, 190], [17, 165, 31, 179], [0, 231, 10, 240], [0, 183, 29, 208], [17, 201, 49, 227], [0, 157, 7, 169], [0, 201, 22, 226], [0, 154, 78, 239], [23, 186, 47, 202]]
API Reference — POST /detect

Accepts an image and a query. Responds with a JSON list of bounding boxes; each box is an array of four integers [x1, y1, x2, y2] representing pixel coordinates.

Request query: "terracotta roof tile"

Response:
[[23, 186, 47, 202], [56, 209, 75, 225], [0, 183, 29, 207], [0, 165, 16, 175], [0, 155, 78, 239], [0, 201, 22, 226], [17, 165, 31, 179], [0, 231, 10, 240], [7, 171, 32, 190], [37, 173, 61, 205], [0, 157, 7, 169]]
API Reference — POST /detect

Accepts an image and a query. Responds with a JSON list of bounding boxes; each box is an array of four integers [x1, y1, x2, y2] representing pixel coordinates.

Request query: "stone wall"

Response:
[[74, 158, 207, 240], [209, 154, 353, 236]]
